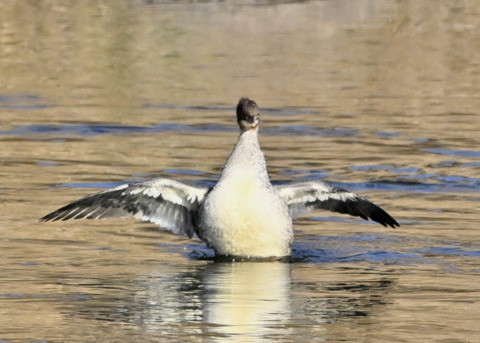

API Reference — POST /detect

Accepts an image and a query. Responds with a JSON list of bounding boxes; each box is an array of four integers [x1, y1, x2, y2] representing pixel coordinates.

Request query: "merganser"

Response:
[[40, 98, 399, 259]]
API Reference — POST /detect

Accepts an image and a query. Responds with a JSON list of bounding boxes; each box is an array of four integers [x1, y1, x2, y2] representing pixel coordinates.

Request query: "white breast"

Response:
[[199, 169, 293, 258]]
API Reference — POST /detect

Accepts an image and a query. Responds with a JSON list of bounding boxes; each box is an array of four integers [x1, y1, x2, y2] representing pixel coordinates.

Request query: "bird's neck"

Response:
[[219, 128, 270, 183]]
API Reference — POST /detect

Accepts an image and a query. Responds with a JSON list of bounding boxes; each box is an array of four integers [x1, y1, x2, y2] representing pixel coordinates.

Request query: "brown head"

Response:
[[236, 97, 260, 132]]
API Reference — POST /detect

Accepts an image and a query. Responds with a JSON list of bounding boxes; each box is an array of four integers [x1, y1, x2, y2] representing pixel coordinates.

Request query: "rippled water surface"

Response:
[[1, 1, 480, 342]]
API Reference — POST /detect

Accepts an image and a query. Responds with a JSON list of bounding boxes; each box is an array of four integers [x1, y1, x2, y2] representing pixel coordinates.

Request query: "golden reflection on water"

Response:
[[1, 0, 480, 342]]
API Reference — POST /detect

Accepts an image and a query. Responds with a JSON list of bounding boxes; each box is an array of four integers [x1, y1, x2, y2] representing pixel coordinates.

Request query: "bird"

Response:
[[40, 97, 399, 259]]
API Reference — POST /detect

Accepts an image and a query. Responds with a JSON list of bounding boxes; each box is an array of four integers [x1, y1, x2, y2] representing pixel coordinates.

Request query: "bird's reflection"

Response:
[[202, 262, 291, 340], [62, 259, 394, 342], [133, 261, 291, 342]]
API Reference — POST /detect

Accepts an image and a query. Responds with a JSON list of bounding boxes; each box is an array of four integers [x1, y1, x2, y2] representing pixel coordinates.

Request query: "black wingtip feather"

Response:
[[358, 200, 399, 229], [39, 203, 78, 222], [309, 197, 399, 229]]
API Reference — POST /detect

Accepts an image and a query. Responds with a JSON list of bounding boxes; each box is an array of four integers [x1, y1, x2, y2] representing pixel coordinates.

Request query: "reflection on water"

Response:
[[203, 263, 290, 340], [56, 261, 398, 342], [1, 0, 480, 342], [135, 263, 291, 341]]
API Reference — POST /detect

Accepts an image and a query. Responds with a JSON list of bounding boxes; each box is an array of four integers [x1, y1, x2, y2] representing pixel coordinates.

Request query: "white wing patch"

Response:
[[277, 181, 357, 213], [138, 179, 207, 209]]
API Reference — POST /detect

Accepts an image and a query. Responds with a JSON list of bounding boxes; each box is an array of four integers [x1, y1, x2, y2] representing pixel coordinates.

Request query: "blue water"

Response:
[[3, 100, 479, 196], [4, 94, 480, 273]]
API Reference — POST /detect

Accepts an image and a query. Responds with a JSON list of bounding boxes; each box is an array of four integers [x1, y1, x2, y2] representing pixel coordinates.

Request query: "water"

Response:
[[1, 1, 480, 342]]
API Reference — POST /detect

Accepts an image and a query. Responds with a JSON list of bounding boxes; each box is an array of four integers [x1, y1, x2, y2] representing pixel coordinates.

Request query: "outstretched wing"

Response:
[[40, 178, 210, 238], [276, 181, 399, 228]]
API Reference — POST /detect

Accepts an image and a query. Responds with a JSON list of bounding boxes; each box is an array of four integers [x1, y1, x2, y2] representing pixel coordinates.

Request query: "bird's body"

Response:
[[198, 127, 293, 257], [40, 98, 399, 259]]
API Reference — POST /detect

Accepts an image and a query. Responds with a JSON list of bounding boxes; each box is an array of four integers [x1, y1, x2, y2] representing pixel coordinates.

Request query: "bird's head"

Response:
[[236, 97, 260, 132]]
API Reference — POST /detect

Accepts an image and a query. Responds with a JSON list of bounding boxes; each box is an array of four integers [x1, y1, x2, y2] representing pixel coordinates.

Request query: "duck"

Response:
[[40, 98, 399, 259]]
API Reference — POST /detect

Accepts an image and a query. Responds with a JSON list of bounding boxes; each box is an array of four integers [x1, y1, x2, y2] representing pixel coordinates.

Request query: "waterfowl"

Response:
[[40, 98, 399, 258]]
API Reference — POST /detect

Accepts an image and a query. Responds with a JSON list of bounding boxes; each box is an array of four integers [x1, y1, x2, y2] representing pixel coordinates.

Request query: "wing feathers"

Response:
[[276, 181, 399, 228], [40, 178, 209, 238]]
